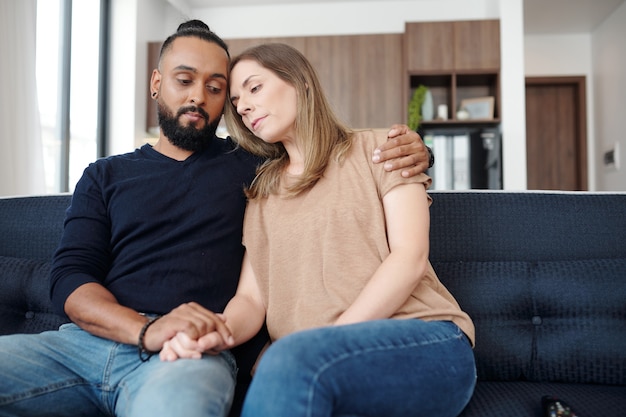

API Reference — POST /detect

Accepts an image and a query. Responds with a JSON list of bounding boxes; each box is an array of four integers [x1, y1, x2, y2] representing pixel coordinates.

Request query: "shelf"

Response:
[[405, 20, 501, 128], [420, 119, 501, 130], [409, 72, 500, 122]]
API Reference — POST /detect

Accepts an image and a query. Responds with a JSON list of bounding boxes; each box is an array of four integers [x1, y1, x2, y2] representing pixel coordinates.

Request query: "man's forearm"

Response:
[[64, 282, 146, 345]]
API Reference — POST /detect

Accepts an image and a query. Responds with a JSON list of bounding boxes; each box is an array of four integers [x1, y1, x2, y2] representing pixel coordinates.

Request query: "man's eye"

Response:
[[178, 78, 192, 85], [207, 85, 222, 94]]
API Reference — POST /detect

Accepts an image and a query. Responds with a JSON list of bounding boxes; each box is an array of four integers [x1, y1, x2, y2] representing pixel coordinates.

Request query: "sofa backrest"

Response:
[[0, 194, 72, 335], [428, 191, 626, 386]]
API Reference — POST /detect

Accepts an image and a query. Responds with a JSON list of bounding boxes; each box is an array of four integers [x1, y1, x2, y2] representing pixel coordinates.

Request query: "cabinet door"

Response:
[[224, 34, 403, 129], [405, 22, 454, 72], [308, 34, 403, 128], [226, 37, 307, 57], [454, 20, 500, 71]]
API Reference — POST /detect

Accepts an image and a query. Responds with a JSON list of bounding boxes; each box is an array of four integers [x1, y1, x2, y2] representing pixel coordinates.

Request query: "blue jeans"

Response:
[[241, 320, 476, 417], [0, 323, 237, 417]]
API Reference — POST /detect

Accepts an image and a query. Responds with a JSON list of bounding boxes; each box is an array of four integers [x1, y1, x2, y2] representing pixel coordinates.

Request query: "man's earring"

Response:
[[152, 92, 158, 99]]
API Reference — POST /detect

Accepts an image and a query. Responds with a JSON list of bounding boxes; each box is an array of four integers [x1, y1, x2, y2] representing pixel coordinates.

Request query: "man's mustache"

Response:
[[177, 105, 209, 120]]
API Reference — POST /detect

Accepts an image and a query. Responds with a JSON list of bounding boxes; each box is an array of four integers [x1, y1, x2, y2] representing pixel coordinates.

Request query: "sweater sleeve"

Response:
[[49, 162, 113, 317]]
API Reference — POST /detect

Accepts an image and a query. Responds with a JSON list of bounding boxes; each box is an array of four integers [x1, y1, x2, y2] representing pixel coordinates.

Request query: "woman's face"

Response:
[[229, 59, 299, 145]]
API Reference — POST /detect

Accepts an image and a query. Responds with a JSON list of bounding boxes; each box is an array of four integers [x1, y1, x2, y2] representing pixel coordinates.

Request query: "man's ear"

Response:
[[150, 69, 162, 97]]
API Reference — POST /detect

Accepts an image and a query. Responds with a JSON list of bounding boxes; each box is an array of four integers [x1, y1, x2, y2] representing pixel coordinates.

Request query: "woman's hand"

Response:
[[159, 314, 234, 361]]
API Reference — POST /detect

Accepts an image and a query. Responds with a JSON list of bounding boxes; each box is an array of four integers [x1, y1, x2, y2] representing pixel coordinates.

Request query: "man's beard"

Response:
[[157, 102, 221, 152]]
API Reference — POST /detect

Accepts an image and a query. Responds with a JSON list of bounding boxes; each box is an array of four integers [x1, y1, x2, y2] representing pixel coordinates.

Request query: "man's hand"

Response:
[[372, 124, 430, 178], [64, 283, 232, 362], [160, 321, 233, 362], [139, 303, 234, 361]]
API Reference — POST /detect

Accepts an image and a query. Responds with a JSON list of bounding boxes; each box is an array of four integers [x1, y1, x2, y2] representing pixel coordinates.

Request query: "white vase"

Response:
[[422, 89, 434, 121]]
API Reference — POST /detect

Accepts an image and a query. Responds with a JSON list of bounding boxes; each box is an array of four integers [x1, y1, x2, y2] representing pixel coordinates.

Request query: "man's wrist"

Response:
[[138, 315, 162, 362], [426, 146, 434, 168]]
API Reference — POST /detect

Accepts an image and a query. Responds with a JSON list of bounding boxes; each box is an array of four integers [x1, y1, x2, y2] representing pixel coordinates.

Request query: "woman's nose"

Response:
[[237, 97, 251, 115]]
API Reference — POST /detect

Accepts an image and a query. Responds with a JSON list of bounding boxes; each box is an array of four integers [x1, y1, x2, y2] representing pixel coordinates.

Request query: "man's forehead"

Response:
[[164, 36, 229, 69]]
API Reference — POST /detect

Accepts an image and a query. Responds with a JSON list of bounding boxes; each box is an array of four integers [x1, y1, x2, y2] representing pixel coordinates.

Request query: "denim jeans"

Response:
[[241, 320, 476, 417], [0, 323, 237, 417]]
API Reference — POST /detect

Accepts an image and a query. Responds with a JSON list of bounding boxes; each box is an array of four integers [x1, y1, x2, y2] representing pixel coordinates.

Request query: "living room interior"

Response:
[[140, 0, 625, 192], [1, 0, 625, 195], [1, 2, 624, 415]]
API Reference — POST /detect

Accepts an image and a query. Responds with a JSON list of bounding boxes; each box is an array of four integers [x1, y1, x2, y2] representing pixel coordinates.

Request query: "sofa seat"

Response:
[[462, 381, 626, 416]]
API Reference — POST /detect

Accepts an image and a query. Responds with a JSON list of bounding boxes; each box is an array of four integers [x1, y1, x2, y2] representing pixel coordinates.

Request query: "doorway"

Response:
[[525, 76, 587, 190]]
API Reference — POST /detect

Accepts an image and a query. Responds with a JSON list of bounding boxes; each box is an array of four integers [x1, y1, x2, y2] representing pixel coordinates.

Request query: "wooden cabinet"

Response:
[[146, 20, 500, 132], [405, 22, 454, 72], [405, 20, 501, 127], [148, 35, 403, 129], [406, 20, 499, 73], [226, 34, 404, 129], [454, 20, 500, 71]]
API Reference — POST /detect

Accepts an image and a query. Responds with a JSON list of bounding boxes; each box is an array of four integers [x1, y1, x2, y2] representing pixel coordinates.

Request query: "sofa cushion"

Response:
[[531, 258, 626, 385], [433, 260, 534, 381], [459, 381, 626, 417], [434, 257, 626, 386], [0, 194, 70, 261], [0, 256, 68, 335]]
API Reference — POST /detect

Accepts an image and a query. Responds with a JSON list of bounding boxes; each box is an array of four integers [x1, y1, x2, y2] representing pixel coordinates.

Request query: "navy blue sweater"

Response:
[[50, 138, 259, 317]]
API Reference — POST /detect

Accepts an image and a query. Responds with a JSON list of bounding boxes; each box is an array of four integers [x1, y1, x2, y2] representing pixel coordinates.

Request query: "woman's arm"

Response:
[[335, 182, 430, 325], [220, 252, 267, 345]]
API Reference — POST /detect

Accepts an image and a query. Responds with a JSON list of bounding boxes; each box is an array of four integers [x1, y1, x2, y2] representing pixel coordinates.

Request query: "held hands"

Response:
[[160, 324, 232, 361], [138, 302, 234, 362], [372, 124, 430, 178]]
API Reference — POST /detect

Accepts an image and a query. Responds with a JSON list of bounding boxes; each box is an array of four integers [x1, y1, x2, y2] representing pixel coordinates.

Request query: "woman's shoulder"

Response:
[[348, 129, 389, 158], [351, 129, 388, 146]]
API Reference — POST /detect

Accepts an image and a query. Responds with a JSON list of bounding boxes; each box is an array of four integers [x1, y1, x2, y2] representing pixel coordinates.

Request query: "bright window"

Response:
[[36, 0, 103, 193]]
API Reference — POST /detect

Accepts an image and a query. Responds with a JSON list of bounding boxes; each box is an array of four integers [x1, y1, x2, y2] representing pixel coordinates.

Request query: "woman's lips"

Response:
[[251, 115, 266, 131]]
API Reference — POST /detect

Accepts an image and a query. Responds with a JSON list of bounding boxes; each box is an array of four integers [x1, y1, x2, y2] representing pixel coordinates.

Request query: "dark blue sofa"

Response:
[[1, 191, 625, 416]]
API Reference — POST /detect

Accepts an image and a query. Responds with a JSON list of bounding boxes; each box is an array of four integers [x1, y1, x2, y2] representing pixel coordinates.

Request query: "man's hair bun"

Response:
[[159, 19, 229, 62], [177, 19, 211, 33]]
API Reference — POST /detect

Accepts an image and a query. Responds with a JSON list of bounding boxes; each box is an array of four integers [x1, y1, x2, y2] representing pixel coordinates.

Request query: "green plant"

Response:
[[408, 84, 428, 131]]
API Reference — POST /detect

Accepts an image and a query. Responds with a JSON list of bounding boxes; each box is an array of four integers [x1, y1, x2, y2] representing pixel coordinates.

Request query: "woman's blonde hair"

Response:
[[224, 43, 352, 199]]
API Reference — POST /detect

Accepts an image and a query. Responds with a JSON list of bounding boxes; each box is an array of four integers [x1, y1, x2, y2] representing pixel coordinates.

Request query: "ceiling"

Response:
[[523, 0, 624, 34], [179, 0, 625, 35]]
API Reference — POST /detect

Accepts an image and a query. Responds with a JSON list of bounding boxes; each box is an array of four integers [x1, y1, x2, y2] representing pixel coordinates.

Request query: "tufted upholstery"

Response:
[[1, 191, 625, 417], [0, 193, 267, 417], [0, 195, 71, 335], [428, 191, 626, 416]]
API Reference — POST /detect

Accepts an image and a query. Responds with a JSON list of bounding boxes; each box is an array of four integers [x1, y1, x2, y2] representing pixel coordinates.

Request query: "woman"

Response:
[[167, 43, 476, 417]]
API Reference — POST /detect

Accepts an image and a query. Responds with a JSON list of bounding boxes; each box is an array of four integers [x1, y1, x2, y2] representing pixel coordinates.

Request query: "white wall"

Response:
[[521, 1, 626, 191], [592, 1, 626, 191], [524, 33, 596, 190], [499, 0, 527, 190], [196, 0, 498, 38], [108, 0, 138, 156], [109, 0, 184, 155]]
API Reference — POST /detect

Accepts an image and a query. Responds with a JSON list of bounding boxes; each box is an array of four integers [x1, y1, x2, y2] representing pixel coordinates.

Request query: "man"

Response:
[[0, 20, 431, 417]]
